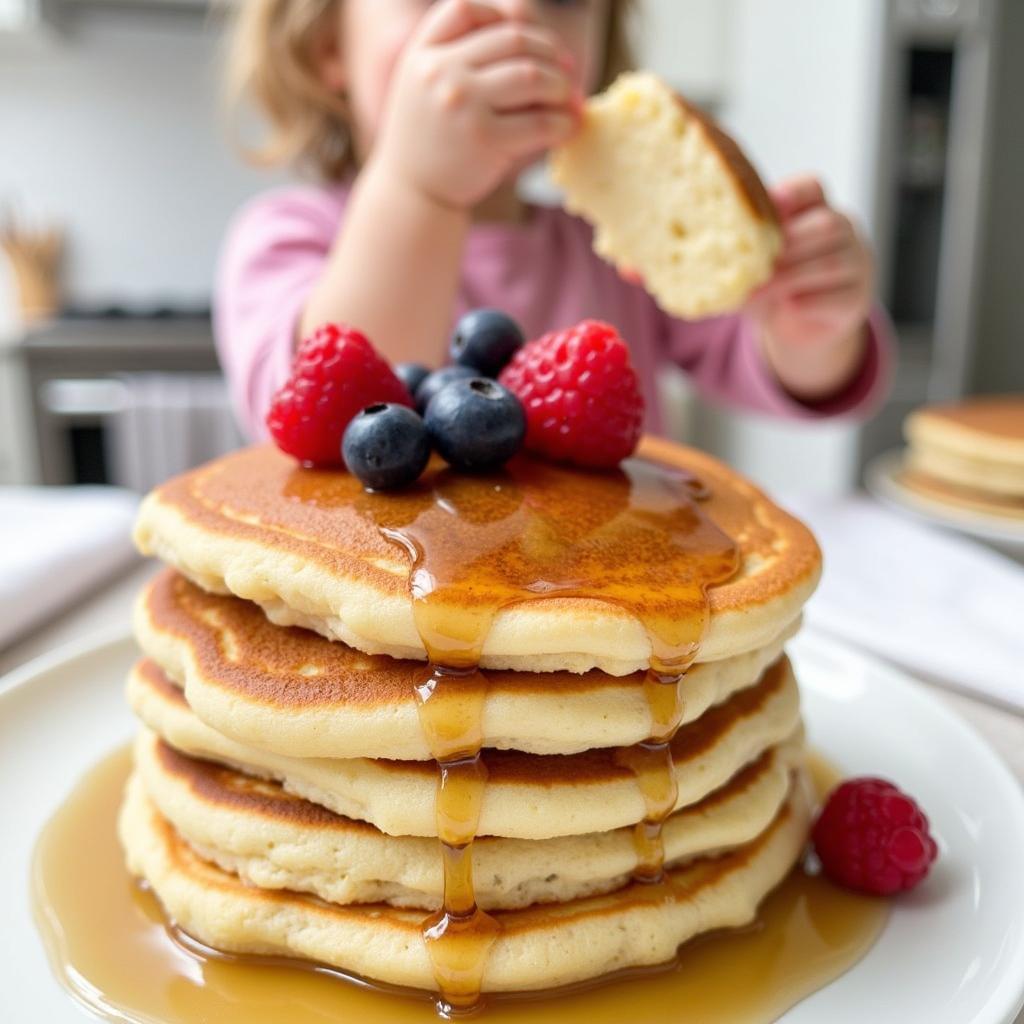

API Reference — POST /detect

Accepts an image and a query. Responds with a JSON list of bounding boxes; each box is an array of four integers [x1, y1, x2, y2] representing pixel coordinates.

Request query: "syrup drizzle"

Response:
[[364, 456, 740, 1014]]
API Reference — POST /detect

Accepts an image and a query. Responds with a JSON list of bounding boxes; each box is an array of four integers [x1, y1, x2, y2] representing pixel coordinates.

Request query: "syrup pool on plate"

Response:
[[32, 745, 888, 1024]]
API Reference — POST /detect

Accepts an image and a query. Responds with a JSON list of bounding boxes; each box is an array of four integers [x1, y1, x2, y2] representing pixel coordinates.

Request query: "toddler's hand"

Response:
[[747, 175, 873, 352], [372, 0, 579, 210]]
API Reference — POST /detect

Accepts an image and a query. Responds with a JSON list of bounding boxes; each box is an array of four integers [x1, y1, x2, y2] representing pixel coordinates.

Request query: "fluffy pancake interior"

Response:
[[551, 71, 780, 319]]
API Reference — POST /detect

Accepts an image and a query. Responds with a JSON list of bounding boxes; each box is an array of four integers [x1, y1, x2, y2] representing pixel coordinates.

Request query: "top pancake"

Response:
[[134, 436, 820, 675]]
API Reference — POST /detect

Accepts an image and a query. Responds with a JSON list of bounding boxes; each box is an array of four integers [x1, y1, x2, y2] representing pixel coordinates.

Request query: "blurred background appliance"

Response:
[[12, 313, 239, 489]]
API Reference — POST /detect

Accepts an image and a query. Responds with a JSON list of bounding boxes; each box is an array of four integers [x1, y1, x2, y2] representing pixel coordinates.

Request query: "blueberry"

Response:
[[414, 364, 477, 413], [342, 403, 430, 490], [450, 309, 524, 377], [394, 362, 430, 400], [425, 378, 526, 472]]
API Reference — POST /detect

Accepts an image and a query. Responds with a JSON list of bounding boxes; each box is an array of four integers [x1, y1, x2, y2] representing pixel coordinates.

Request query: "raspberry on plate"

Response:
[[499, 320, 644, 468], [267, 324, 411, 467], [812, 777, 938, 896]]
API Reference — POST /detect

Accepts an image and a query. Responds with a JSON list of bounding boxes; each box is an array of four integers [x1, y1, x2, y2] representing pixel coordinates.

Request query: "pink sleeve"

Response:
[[214, 188, 341, 441], [665, 306, 894, 420]]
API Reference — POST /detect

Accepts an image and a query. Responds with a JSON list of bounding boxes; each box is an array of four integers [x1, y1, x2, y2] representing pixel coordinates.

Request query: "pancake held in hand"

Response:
[[134, 731, 803, 912], [551, 72, 781, 319], [119, 772, 813, 995], [136, 569, 799, 760], [134, 438, 820, 675], [126, 656, 802, 841]]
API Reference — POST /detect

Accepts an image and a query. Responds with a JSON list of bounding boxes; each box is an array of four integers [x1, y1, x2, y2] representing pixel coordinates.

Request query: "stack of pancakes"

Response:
[[119, 436, 822, 1009], [903, 396, 1024, 519]]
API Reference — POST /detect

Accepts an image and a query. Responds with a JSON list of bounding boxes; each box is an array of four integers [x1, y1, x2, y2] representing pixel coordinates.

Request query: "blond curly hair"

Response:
[[226, 0, 636, 181]]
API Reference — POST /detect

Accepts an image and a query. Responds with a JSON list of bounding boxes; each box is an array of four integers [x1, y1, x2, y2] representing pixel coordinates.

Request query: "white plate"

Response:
[[867, 449, 1024, 558], [1, 629, 1023, 1024]]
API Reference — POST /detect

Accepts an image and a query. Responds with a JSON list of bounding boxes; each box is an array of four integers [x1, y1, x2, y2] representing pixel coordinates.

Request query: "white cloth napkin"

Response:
[[0, 486, 139, 651], [779, 493, 1024, 713]]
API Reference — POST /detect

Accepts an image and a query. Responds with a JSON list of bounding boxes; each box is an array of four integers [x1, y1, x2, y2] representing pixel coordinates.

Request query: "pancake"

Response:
[[551, 72, 780, 319], [127, 656, 803, 840], [905, 396, 1024, 499], [119, 772, 812, 994], [899, 465, 1024, 521], [136, 569, 800, 760], [135, 730, 803, 912], [133, 438, 821, 675]]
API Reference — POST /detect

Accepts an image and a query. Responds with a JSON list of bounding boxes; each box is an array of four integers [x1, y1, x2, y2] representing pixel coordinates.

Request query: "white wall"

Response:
[[0, 10, 282, 324], [718, 0, 886, 232]]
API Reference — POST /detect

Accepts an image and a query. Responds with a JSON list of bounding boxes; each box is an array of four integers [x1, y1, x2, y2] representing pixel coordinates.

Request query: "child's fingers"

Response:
[[767, 249, 865, 298], [448, 21, 566, 69], [417, 0, 506, 46], [477, 59, 573, 112], [770, 174, 827, 221], [491, 108, 577, 155], [783, 284, 867, 326], [778, 209, 854, 267]]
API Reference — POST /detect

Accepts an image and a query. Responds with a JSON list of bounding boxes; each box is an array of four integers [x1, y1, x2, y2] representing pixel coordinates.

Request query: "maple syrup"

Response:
[[32, 745, 889, 1024], [361, 457, 739, 1009]]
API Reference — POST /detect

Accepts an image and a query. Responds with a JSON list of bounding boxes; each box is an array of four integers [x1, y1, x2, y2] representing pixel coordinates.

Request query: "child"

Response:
[[218, 0, 888, 442]]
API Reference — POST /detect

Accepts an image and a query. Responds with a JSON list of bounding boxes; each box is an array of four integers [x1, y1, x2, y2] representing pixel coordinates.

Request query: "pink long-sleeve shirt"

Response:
[[215, 183, 890, 441]]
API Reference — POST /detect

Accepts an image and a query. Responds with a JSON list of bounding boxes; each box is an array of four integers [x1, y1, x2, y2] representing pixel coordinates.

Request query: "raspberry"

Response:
[[267, 324, 411, 466], [812, 777, 938, 896], [498, 320, 644, 468]]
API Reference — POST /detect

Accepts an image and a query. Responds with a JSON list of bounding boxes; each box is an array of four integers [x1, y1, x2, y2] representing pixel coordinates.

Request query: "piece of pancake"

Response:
[[119, 773, 812, 994], [133, 438, 820, 676], [905, 396, 1024, 499], [551, 71, 781, 319], [134, 729, 803, 912], [126, 655, 802, 841], [136, 569, 800, 760]]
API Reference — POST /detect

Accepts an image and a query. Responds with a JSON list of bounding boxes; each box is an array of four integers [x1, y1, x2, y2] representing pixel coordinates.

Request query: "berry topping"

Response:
[[424, 377, 526, 472], [415, 364, 477, 413], [342, 403, 431, 491], [812, 777, 938, 896], [389, 364, 425, 403], [499, 320, 644, 468], [267, 324, 411, 466], [451, 309, 525, 377], [395, 362, 431, 401]]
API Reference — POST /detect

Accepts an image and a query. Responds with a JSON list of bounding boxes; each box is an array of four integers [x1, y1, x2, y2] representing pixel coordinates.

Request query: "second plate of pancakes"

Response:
[[867, 450, 1024, 557]]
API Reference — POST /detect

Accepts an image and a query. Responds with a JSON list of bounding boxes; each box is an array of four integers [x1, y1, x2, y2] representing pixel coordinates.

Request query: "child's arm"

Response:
[[300, 0, 578, 365], [747, 176, 875, 403]]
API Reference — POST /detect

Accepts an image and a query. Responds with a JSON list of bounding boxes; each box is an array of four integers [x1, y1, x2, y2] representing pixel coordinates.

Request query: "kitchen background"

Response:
[[1, 0, 1022, 496]]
